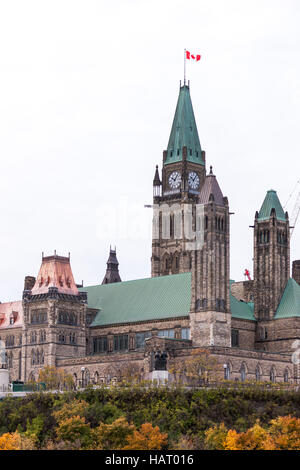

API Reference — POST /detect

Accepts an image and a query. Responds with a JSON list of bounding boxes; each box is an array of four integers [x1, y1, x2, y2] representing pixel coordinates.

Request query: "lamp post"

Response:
[[81, 367, 85, 388]]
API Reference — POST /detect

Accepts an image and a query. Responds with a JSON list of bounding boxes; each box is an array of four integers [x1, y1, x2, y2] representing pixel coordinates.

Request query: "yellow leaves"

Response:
[[93, 418, 168, 450], [56, 415, 92, 446], [93, 417, 135, 450], [38, 366, 74, 391], [0, 431, 35, 450], [204, 423, 228, 450], [123, 423, 168, 450], [53, 399, 88, 423], [205, 416, 300, 450]]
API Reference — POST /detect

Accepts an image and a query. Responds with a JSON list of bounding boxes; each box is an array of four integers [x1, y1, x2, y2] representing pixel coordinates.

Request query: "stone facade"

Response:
[[0, 82, 299, 387]]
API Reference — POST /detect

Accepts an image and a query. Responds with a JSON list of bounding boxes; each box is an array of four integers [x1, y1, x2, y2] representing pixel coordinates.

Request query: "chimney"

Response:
[[24, 276, 36, 291]]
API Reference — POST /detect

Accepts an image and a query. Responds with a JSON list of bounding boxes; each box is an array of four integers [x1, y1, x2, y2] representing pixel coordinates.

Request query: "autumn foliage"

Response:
[[205, 416, 300, 450]]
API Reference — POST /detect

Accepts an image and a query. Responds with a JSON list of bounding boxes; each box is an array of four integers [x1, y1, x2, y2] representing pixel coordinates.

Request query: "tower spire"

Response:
[[164, 84, 204, 166], [102, 247, 122, 285]]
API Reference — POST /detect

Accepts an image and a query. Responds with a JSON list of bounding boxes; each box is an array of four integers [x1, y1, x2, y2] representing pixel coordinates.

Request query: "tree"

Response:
[[55, 415, 92, 448], [223, 422, 274, 450], [170, 349, 220, 386], [204, 423, 228, 450], [120, 363, 141, 384], [38, 366, 74, 391], [268, 415, 300, 450], [53, 399, 88, 423], [93, 417, 135, 450], [0, 431, 35, 450], [122, 422, 168, 450]]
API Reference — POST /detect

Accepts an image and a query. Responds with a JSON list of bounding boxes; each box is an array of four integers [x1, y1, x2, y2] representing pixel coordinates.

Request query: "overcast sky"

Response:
[[0, 0, 299, 301]]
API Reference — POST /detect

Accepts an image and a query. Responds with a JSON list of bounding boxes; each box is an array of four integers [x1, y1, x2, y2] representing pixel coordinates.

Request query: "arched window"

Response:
[[224, 363, 230, 380], [31, 350, 35, 365], [240, 363, 246, 382], [270, 367, 276, 383], [40, 350, 44, 365], [284, 369, 289, 383], [255, 365, 261, 381]]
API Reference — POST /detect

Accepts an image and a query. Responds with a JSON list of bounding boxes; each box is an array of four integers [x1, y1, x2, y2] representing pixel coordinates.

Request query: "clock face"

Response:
[[188, 171, 200, 190], [168, 171, 181, 189]]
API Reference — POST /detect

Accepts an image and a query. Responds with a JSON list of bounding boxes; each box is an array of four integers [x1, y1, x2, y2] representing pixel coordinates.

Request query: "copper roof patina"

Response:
[[164, 84, 204, 165], [257, 189, 286, 222]]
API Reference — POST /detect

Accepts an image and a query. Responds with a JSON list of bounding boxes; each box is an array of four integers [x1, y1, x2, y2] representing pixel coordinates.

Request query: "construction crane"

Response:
[[284, 179, 300, 237]]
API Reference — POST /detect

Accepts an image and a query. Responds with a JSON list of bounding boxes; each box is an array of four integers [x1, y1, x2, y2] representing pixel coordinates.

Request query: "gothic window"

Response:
[[58, 311, 77, 325], [8, 352, 13, 368], [270, 367, 276, 383], [195, 298, 201, 310], [231, 329, 239, 347], [135, 332, 151, 349], [240, 363, 246, 382], [255, 365, 262, 381], [113, 335, 128, 351], [157, 329, 175, 339], [31, 350, 36, 365], [40, 330, 46, 342], [94, 371, 99, 384], [190, 149, 192, 155], [36, 350, 40, 364], [30, 331, 37, 344], [5, 336, 15, 347], [69, 332, 76, 344], [284, 369, 289, 383], [264, 328, 268, 339], [202, 298, 207, 308], [18, 351, 22, 380], [170, 215, 174, 238], [181, 328, 190, 340], [58, 331, 66, 344], [31, 311, 47, 324], [93, 336, 108, 354], [40, 350, 44, 364], [177, 149, 180, 156], [224, 363, 230, 380]]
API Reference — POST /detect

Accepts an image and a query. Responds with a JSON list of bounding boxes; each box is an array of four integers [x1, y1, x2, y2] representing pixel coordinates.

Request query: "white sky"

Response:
[[0, 0, 299, 301]]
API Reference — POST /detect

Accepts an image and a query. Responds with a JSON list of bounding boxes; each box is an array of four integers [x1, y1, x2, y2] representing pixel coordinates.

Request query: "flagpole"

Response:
[[184, 49, 186, 85]]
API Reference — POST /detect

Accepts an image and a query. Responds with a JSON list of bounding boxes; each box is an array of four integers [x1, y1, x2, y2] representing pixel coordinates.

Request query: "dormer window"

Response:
[[45, 276, 50, 286], [39, 277, 44, 287], [59, 276, 63, 287]]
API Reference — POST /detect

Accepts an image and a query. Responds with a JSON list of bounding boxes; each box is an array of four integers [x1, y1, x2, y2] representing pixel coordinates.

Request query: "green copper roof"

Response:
[[164, 85, 204, 165], [230, 280, 256, 321], [275, 278, 300, 318], [258, 189, 286, 222], [82, 273, 192, 327], [80, 273, 256, 327]]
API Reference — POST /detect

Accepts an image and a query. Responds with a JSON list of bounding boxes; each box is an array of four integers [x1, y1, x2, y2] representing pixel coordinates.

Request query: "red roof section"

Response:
[[31, 253, 79, 296], [0, 301, 23, 329]]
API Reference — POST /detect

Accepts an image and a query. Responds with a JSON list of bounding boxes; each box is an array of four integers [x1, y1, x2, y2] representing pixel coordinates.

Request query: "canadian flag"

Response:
[[186, 50, 201, 61]]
